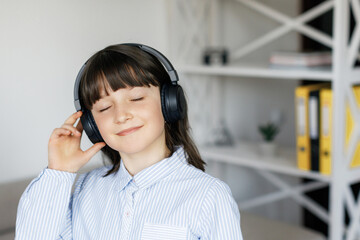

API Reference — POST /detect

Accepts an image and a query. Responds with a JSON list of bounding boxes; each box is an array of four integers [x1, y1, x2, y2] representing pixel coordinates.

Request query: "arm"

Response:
[[198, 179, 243, 240], [16, 111, 105, 239], [15, 168, 76, 240]]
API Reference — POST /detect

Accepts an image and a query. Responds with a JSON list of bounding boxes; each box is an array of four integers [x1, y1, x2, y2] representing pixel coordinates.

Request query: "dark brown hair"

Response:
[[79, 44, 205, 176]]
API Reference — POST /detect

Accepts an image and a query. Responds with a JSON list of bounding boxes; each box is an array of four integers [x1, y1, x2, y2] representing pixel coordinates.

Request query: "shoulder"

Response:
[[179, 165, 241, 236], [174, 161, 234, 203], [176, 162, 216, 186], [178, 162, 236, 205], [207, 177, 233, 197], [179, 161, 231, 190], [200, 175, 239, 219]]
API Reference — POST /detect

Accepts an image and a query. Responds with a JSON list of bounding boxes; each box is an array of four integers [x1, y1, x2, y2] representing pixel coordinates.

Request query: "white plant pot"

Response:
[[259, 142, 277, 157]]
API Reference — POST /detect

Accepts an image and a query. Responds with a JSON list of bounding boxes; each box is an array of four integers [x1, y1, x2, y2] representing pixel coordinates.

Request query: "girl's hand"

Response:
[[48, 111, 106, 173]]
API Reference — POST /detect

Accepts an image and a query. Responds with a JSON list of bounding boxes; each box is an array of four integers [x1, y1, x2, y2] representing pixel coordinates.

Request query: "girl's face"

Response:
[[91, 85, 166, 156]]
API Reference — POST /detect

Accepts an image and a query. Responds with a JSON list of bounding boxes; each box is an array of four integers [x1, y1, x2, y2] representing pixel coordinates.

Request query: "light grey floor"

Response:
[[0, 231, 14, 240], [241, 212, 326, 240]]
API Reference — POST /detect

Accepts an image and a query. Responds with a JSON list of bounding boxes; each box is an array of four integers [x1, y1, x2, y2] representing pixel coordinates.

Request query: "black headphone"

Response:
[[73, 43, 186, 144]]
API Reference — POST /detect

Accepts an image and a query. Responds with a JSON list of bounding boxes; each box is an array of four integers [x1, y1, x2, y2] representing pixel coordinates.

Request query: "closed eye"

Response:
[[99, 106, 111, 112], [131, 97, 144, 102]]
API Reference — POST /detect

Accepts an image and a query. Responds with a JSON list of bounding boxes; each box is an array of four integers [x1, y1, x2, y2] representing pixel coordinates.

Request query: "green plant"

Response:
[[258, 122, 279, 142]]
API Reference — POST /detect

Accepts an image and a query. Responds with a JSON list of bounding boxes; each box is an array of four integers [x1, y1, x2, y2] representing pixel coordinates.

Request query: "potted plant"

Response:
[[258, 122, 279, 156]]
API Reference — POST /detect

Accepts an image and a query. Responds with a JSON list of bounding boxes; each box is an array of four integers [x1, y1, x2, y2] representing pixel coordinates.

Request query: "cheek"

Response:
[[148, 100, 165, 124], [96, 118, 116, 147], [92, 114, 110, 135]]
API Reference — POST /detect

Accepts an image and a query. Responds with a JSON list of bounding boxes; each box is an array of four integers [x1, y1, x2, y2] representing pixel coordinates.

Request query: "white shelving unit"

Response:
[[169, 0, 360, 239], [199, 142, 330, 182], [178, 64, 333, 80]]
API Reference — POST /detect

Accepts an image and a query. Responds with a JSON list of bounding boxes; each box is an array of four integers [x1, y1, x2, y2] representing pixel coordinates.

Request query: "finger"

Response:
[[76, 119, 83, 132], [84, 142, 106, 159], [61, 124, 81, 137], [51, 128, 71, 139], [64, 111, 82, 126]]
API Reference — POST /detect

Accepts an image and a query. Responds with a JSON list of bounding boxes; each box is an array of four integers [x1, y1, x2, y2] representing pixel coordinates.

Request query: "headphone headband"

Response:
[[74, 63, 86, 111], [123, 43, 179, 83], [73, 43, 178, 111]]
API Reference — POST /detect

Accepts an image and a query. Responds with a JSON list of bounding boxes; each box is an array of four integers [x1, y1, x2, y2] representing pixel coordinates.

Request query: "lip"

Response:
[[116, 126, 143, 136]]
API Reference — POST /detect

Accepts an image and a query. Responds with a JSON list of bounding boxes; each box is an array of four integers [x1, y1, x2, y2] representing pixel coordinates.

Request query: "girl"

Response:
[[16, 44, 243, 239]]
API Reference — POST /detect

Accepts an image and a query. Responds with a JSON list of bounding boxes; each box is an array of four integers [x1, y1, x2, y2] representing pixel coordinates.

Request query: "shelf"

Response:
[[198, 142, 331, 182], [178, 64, 333, 81]]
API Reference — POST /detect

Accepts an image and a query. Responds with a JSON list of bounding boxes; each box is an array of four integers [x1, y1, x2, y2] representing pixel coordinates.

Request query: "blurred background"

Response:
[[1, 0, 357, 239]]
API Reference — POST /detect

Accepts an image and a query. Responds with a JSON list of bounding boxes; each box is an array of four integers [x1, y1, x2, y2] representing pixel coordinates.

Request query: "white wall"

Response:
[[0, 0, 168, 183]]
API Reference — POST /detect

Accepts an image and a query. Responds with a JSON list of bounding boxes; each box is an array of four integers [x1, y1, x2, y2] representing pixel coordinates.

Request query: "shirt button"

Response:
[[126, 211, 130, 216]]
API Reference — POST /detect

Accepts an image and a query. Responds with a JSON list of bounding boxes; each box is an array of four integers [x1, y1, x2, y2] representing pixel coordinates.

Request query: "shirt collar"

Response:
[[115, 146, 186, 192], [113, 159, 132, 192]]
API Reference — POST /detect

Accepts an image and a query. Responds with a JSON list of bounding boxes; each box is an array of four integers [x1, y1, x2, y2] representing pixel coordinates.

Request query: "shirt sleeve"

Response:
[[15, 168, 77, 240], [198, 179, 243, 240]]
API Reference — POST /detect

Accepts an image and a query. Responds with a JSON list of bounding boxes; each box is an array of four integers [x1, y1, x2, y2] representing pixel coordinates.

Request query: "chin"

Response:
[[107, 140, 150, 156]]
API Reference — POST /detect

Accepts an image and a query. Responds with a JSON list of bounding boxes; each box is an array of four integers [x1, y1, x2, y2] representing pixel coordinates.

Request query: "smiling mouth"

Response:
[[117, 126, 143, 136]]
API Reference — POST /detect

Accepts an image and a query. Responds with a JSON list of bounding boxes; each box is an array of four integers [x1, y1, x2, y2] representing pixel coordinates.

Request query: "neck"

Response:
[[120, 136, 170, 176]]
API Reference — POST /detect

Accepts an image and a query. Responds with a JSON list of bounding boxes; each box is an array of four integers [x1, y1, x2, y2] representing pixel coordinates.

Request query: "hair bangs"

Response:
[[80, 50, 160, 110]]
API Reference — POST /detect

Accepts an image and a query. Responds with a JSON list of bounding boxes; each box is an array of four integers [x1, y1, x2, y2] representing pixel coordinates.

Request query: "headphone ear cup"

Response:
[[80, 109, 104, 144], [161, 84, 186, 123]]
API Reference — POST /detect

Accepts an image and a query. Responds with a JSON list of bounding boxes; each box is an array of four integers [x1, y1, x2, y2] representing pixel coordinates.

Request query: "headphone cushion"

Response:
[[80, 109, 104, 144], [161, 84, 186, 123]]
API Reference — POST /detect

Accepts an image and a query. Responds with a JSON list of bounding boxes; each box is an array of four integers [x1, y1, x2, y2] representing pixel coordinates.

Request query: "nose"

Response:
[[114, 103, 133, 124]]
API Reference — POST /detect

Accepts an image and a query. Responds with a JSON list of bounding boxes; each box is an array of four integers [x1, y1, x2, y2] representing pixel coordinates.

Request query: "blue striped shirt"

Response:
[[16, 147, 243, 239]]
